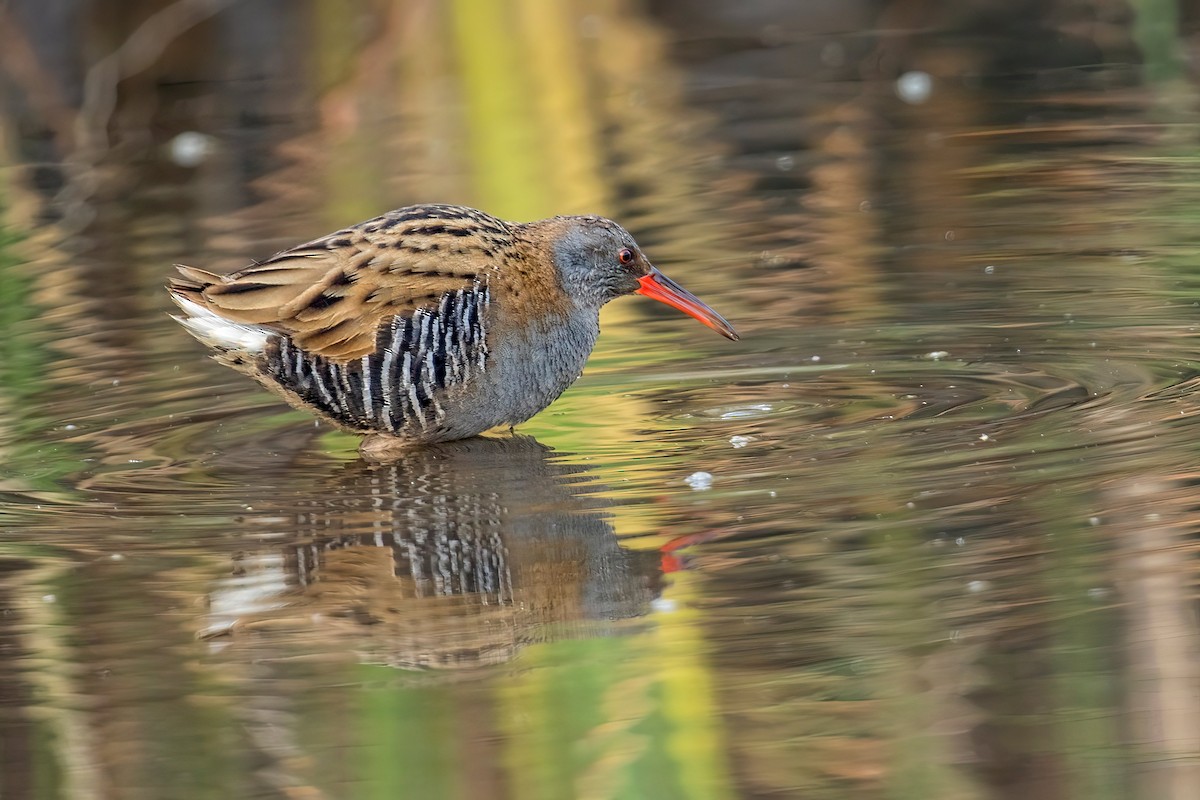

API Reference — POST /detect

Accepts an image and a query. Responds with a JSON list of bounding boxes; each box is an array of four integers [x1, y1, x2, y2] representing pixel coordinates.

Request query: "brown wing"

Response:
[[172, 205, 517, 361]]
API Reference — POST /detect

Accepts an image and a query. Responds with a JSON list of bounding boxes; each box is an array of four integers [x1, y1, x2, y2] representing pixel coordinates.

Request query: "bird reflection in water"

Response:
[[202, 435, 663, 671]]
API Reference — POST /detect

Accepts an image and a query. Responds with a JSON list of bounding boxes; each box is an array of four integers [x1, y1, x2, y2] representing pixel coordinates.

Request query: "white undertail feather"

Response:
[[168, 293, 271, 354]]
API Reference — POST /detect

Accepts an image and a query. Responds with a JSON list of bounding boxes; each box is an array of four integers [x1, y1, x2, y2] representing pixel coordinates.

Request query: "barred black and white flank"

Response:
[[261, 285, 490, 435]]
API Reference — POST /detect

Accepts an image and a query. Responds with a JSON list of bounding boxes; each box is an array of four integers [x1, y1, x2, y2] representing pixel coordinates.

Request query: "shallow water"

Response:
[[3, 2, 1200, 798]]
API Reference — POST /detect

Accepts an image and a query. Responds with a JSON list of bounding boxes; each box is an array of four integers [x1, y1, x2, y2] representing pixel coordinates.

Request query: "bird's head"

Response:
[[540, 215, 739, 340]]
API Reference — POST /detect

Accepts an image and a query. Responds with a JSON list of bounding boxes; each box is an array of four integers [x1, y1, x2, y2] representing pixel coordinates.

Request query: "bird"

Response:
[[168, 203, 738, 452]]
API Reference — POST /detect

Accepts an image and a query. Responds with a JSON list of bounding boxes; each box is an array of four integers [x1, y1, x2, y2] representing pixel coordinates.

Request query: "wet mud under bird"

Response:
[[3, 2, 1200, 798]]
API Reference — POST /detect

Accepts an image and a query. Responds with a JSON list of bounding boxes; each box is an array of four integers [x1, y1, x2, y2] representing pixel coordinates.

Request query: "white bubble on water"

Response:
[[169, 131, 214, 167], [729, 435, 753, 448], [684, 472, 713, 491], [896, 70, 933, 104]]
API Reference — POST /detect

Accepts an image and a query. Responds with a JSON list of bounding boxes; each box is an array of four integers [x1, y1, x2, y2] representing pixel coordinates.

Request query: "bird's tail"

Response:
[[168, 265, 271, 355]]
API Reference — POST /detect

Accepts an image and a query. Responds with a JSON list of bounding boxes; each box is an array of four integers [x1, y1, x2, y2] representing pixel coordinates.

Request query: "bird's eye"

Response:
[[617, 248, 635, 265]]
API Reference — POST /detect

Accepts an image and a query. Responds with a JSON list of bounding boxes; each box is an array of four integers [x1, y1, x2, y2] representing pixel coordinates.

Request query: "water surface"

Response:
[[2, 2, 1200, 798]]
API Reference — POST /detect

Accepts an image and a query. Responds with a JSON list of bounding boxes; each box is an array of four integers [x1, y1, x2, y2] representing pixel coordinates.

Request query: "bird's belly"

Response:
[[431, 315, 599, 440]]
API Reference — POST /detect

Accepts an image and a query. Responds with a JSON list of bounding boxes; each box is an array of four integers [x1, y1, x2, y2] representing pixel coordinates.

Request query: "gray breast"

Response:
[[485, 308, 602, 426]]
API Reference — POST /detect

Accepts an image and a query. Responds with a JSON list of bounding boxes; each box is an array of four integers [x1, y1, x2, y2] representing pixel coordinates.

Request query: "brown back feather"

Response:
[[175, 205, 519, 361]]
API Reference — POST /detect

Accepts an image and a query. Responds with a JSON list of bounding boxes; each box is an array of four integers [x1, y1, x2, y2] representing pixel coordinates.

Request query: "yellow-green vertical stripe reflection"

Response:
[[515, 0, 609, 213], [496, 607, 732, 797], [449, 0, 551, 220], [355, 666, 464, 800], [655, 572, 732, 800], [312, 0, 395, 226]]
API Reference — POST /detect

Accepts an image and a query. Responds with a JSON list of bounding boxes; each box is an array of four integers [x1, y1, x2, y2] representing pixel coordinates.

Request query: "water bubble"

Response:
[[925, 351, 950, 361], [984, 265, 995, 274], [169, 131, 214, 167], [63, 424, 77, 431], [967, 580, 989, 593], [729, 435, 753, 449], [684, 472, 714, 491], [42, 595, 56, 604], [776, 154, 794, 171], [895, 70, 933, 104]]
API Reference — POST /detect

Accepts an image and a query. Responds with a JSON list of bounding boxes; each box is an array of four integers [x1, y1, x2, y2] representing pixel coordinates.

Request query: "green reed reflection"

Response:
[[0, 200, 82, 507]]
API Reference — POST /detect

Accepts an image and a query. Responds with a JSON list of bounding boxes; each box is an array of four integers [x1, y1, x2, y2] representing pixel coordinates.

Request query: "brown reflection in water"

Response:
[[1113, 478, 1200, 798], [203, 436, 661, 664], [650, 0, 1154, 332], [0, 562, 39, 799]]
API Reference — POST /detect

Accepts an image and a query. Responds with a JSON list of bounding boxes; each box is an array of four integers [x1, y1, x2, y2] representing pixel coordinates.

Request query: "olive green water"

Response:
[[3, 2, 1200, 798]]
